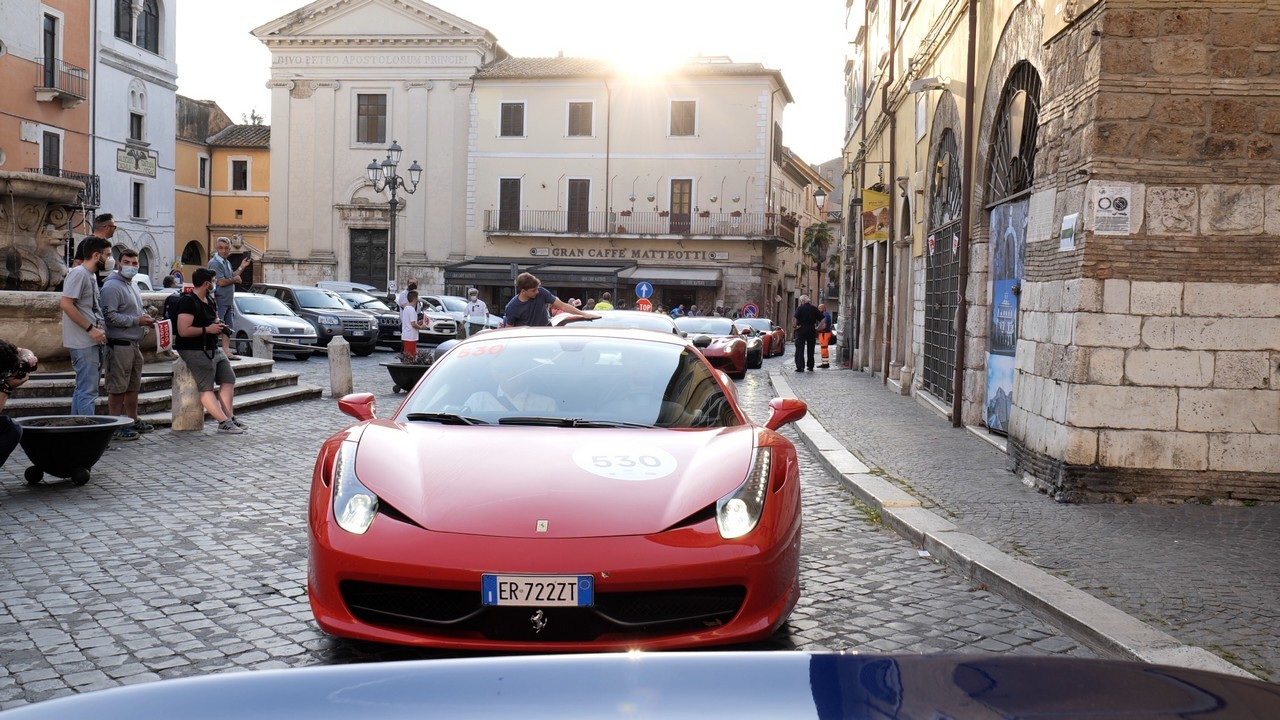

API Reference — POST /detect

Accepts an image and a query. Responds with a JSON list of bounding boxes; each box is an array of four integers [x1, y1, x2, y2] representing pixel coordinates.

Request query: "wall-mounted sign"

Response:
[[1091, 184, 1131, 236], [861, 188, 890, 243], [117, 147, 156, 177], [1059, 213, 1079, 250]]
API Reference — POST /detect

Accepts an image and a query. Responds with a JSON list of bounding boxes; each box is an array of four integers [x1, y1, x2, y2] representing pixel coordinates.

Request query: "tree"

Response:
[[803, 222, 835, 302]]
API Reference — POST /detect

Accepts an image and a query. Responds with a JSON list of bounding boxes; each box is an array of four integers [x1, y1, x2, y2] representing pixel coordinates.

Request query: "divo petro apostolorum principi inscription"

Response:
[[276, 54, 471, 66], [531, 247, 723, 260]]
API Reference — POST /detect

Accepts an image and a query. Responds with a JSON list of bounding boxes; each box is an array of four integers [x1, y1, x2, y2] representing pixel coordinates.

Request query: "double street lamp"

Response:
[[366, 140, 422, 293]]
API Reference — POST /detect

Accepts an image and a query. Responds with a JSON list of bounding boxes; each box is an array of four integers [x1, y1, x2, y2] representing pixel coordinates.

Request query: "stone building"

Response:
[[843, 0, 1279, 502]]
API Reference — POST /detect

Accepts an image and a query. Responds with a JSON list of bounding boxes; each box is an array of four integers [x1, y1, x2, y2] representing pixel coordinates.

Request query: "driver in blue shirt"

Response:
[[504, 272, 597, 327]]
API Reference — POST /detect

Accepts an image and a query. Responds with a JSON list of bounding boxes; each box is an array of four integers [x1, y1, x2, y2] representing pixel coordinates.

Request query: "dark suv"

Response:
[[250, 283, 380, 356]]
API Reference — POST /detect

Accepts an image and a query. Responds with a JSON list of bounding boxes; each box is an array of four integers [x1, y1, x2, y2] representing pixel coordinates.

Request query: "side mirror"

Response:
[[338, 392, 377, 421], [764, 397, 807, 430]]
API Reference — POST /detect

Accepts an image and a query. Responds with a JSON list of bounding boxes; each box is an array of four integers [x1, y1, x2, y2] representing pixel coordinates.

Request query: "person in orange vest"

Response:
[[817, 303, 833, 369]]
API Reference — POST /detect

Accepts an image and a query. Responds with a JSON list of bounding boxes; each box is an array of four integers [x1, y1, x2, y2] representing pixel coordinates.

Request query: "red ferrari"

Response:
[[309, 327, 808, 651], [734, 318, 786, 358], [674, 316, 749, 379]]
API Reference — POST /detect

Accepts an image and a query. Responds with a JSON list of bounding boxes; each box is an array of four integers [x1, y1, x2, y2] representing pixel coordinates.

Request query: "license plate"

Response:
[[482, 574, 594, 607], [352, 330, 366, 336]]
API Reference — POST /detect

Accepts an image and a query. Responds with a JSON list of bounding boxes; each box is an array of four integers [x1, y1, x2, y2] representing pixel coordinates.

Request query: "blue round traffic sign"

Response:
[[742, 303, 759, 318], [635, 281, 653, 299]]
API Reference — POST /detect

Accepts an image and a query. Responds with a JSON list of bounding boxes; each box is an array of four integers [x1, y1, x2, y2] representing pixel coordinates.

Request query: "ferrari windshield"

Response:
[[397, 335, 741, 428], [676, 317, 736, 335], [734, 318, 774, 333]]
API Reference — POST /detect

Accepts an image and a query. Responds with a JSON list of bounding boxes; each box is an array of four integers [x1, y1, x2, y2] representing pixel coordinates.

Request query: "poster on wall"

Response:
[[986, 199, 1028, 434], [861, 189, 890, 243], [1092, 184, 1132, 236]]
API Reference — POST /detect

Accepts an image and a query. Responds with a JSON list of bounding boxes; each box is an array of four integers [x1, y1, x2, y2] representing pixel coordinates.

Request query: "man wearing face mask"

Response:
[[174, 268, 244, 434], [100, 247, 157, 440], [60, 233, 113, 415]]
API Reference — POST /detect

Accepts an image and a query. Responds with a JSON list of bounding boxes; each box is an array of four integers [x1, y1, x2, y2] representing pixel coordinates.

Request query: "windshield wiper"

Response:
[[405, 412, 488, 426], [497, 416, 653, 428]]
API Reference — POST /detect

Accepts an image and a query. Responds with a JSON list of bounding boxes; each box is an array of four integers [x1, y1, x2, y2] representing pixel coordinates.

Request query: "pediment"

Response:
[[253, 0, 493, 41]]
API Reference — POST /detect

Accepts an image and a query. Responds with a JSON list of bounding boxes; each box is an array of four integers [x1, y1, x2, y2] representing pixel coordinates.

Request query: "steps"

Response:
[[7, 356, 323, 426]]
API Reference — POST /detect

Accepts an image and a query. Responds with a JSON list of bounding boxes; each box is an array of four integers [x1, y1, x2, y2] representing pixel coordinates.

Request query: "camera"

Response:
[[218, 324, 234, 337], [3, 350, 37, 383]]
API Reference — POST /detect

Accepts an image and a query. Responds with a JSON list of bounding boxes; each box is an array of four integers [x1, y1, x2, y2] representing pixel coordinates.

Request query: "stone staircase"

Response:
[[7, 356, 323, 426]]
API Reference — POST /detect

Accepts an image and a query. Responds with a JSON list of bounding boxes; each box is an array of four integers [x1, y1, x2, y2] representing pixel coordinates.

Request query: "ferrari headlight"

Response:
[[716, 447, 771, 539], [332, 440, 378, 534]]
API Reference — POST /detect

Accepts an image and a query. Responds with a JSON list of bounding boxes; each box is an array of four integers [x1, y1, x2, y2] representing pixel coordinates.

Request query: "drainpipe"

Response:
[[604, 77, 611, 222], [881, 0, 897, 385], [952, 0, 979, 427]]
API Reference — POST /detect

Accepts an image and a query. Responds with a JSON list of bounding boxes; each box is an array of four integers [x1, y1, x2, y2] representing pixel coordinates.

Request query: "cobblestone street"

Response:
[[0, 348, 1091, 709]]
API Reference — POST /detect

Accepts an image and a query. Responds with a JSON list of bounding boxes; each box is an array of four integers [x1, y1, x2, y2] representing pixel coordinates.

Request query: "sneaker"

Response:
[[217, 420, 244, 435], [133, 420, 155, 434], [819, 364, 830, 369], [230, 416, 248, 429], [113, 428, 139, 441]]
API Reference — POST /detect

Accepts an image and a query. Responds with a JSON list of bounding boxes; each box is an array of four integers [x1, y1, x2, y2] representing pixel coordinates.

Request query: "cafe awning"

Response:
[[617, 266, 723, 287]]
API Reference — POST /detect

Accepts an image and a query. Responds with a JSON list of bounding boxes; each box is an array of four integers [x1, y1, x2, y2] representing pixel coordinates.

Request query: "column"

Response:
[[312, 80, 339, 262], [265, 80, 293, 260]]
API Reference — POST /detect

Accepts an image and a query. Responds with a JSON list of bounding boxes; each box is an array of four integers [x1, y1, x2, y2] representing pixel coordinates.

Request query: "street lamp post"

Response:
[[813, 187, 828, 303], [366, 140, 422, 292]]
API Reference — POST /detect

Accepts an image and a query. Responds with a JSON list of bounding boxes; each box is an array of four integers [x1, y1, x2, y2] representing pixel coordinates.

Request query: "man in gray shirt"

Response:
[[209, 236, 250, 360], [101, 247, 156, 440], [60, 228, 113, 415]]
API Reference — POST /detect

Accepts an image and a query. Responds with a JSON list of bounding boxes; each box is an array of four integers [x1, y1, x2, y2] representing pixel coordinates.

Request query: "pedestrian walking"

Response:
[[504, 272, 596, 327], [208, 237, 250, 360], [793, 295, 821, 372], [174, 268, 245, 434], [817, 303, 834, 369], [60, 227, 113, 415], [462, 288, 489, 337], [100, 247, 157, 440]]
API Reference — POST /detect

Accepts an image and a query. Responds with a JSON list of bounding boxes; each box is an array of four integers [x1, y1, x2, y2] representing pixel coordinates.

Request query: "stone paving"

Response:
[[0, 347, 1095, 709], [784, 362, 1280, 681]]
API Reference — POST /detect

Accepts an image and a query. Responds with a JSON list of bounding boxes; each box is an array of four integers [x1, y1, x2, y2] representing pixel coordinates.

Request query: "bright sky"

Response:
[[175, 0, 848, 164]]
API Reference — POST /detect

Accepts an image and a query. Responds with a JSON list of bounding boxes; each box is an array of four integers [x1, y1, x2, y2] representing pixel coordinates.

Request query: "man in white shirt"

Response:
[[396, 278, 418, 309], [400, 290, 425, 358], [462, 288, 488, 338]]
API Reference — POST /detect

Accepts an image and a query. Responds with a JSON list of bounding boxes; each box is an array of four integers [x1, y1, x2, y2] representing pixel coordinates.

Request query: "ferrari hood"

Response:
[[352, 422, 758, 538]]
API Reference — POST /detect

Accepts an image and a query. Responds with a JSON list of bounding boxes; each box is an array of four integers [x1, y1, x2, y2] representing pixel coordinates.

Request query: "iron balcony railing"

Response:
[[484, 210, 798, 239], [34, 57, 88, 101], [29, 167, 101, 209]]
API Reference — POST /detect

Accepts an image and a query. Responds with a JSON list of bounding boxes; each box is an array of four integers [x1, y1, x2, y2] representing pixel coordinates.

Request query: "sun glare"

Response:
[[608, 46, 686, 79]]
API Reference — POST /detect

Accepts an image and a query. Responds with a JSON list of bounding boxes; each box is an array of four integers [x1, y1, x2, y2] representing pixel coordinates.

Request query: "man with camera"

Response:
[[174, 268, 244, 434], [101, 247, 157, 441], [0, 340, 37, 466], [209, 236, 250, 361]]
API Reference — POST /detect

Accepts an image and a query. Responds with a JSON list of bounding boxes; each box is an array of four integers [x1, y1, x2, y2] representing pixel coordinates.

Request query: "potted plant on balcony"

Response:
[[619, 210, 632, 216], [698, 210, 711, 217], [730, 210, 742, 217], [658, 210, 669, 217], [382, 350, 434, 393]]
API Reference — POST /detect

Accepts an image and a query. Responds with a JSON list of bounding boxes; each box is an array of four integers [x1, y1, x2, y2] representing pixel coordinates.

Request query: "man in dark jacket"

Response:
[[793, 295, 821, 372]]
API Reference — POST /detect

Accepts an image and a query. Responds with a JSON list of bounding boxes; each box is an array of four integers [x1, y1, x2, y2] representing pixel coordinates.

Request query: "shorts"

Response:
[[103, 342, 144, 394], [217, 301, 234, 325], [177, 348, 236, 392]]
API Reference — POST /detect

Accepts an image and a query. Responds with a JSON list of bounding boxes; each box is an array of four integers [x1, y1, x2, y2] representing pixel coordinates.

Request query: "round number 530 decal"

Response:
[[572, 445, 677, 481]]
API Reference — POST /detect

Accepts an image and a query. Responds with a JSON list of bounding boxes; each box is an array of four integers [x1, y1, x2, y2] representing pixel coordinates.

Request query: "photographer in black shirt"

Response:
[[0, 340, 38, 466], [174, 268, 245, 434]]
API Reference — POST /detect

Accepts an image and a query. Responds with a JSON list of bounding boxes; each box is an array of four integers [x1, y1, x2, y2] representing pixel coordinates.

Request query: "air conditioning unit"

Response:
[[710, 251, 729, 260], [530, 247, 550, 257]]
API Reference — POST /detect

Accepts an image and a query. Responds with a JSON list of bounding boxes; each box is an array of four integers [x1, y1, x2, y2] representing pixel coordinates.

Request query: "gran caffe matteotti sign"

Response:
[[529, 246, 729, 261]]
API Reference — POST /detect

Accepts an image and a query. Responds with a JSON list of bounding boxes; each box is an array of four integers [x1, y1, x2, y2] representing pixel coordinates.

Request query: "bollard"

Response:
[[252, 330, 272, 359], [170, 356, 206, 431], [328, 336, 353, 397]]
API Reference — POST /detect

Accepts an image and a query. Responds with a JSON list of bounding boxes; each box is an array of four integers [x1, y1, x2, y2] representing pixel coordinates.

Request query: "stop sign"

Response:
[[635, 298, 653, 312]]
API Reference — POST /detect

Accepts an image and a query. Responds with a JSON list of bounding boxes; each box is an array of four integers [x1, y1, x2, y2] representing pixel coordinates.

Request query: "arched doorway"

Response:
[[983, 60, 1041, 434], [923, 128, 962, 402]]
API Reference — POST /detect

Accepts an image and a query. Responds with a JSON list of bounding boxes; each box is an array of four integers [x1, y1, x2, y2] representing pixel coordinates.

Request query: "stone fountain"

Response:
[[0, 170, 88, 367]]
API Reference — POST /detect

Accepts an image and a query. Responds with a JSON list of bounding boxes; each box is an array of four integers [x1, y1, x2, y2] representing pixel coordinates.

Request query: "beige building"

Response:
[[461, 56, 815, 317], [843, 0, 1280, 502], [252, 0, 502, 290]]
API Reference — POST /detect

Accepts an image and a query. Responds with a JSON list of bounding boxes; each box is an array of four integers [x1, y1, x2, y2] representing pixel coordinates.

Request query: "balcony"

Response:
[[34, 58, 88, 108], [483, 209, 797, 242], [28, 168, 100, 209]]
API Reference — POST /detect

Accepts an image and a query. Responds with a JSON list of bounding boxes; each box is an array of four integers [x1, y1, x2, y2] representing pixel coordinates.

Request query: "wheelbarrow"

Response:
[[15, 415, 134, 486]]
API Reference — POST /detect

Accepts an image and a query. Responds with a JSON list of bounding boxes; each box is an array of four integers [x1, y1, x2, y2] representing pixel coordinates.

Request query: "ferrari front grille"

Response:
[[339, 581, 746, 642]]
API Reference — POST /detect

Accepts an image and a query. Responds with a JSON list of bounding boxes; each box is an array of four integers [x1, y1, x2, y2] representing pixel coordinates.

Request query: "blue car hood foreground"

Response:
[[3, 652, 1277, 719]]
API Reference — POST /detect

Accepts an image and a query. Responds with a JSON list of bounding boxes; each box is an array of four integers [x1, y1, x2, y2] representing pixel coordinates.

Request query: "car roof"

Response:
[[461, 325, 689, 348]]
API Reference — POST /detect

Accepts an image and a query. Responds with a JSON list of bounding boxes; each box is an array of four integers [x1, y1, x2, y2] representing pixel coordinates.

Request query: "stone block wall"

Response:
[[1009, 1, 1280, 502]]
